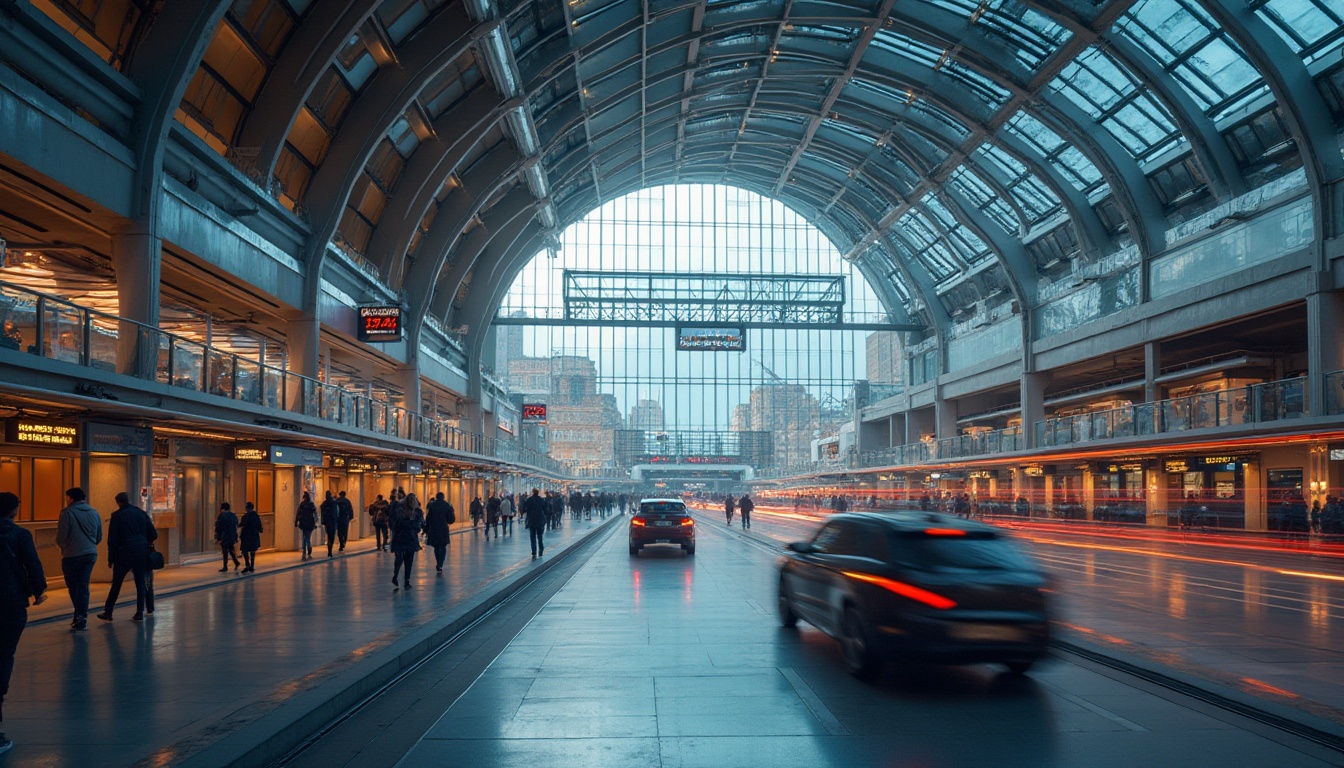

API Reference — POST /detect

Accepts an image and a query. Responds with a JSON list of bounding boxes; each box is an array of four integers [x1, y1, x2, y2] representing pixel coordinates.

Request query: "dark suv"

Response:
[[630, 499, 695, 556], [778, 512, 1050, 679]]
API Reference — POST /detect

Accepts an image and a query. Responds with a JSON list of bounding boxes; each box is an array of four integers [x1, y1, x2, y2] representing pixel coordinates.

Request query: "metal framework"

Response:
[[614, 429, 774, 468]]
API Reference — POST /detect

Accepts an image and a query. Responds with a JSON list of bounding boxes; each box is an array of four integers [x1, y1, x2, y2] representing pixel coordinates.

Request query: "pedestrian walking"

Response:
[[738, 494, 754, 529], [500, 494, 515, 536], [335, 491, 354, 551], [390, 494, 423, 589], [469, 496, 484, 533], [523, 488, 548, 558], [295, 492, 317, 560], [239, 502, 263, 573], [485, 494, 501, 539], [369, 495, 390, 551], [424, 492, 455, 573], [56, 487, 100, 632], [0, 492, 46, 754], [724, 494, 734, 525], [320, 491, 339, 557], [214, 502, 240, 573], [97, 492, 157, 622]]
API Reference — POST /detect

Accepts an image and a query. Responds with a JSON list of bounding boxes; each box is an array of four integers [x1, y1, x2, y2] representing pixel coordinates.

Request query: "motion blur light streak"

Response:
[[841, 570, 957, 609]]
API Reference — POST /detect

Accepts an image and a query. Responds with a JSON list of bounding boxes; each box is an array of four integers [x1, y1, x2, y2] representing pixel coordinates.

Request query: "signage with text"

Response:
[[521, 404, 548, 423], [676, 326, 746, 352], [86, 423, 153, 455], [5, 418, 79, 447], [357, 306, 403, 343]]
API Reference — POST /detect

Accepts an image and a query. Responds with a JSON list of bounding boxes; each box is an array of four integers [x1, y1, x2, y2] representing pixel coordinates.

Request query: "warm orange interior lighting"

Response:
[[842, 570, 957, 609]]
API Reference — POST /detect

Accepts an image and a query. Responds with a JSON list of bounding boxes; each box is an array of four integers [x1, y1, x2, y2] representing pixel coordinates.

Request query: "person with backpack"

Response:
[[369, 495, 390, 551], [424, 492, 456, 573], [295, 492, 317, 560], [738, 494, 754, 529]]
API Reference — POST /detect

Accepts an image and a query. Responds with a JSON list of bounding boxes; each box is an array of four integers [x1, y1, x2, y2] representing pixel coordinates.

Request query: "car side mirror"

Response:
[[786, 541, 812, 554]]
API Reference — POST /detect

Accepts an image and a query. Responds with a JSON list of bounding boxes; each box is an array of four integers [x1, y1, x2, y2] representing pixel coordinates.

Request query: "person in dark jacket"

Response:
[[390, 494, 423, 589], [98, 492, 157, 622], [738, 494, 754, 529], [724, 495, 735, 525], [522, 488, 549, 558], [214, 502, 240, 573], [320, 491, 340, 557], [239, 502, 263, 573], [369, 495, 390, 551], [423, 492, 455, 573], [469, 497, 484, 534], [335, 491, 354, 551], [56, 487, 100, 631], [0, 492, 46, 754], [485, 494, 501, 539], [295, 492, 317, 560]]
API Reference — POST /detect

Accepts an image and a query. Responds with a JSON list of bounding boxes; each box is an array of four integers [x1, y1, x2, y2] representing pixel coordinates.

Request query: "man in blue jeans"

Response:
[[56, 487, 101, 632]]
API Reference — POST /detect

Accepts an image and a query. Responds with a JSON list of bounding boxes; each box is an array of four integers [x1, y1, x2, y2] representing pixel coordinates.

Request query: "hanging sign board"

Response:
[[676, 326, 746, 352], [357, 306, 403, 343], [522, 404, 548, 423], [5, 418, 79, 447]]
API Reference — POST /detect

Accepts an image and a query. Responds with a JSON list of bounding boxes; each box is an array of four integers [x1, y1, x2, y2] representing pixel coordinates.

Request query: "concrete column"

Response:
[[286, 314, 320, 412], [111, 222, 162, 377], [273, 467, 302, 551], [1307, 287, 1344, 416], [1082, 470, 1095, 521], [935, 394, 958, 442], [400, 364, 422, 413], [1244, 459, 1265, 531], [1020, 372, 1047, 448], [1144, 342, 1162, 403], [1146, 467, 1167, 526]]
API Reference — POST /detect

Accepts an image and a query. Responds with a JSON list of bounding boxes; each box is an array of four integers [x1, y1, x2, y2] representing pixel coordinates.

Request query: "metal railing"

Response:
[[0, 281, 567, 476], [1035, 377, 1306, 448]]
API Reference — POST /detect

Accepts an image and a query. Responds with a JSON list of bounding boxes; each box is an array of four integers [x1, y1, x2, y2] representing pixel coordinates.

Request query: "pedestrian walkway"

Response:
[[5, 517, 618, 768]]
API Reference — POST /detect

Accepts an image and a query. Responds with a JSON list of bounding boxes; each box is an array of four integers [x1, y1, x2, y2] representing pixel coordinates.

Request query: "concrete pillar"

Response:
[[1021, 372, 1047, 448], [1082, 470, 1095, 521], [1307, 287, 1344, 416], [1144, 342, 1162, 403], [287, 314, 320, 412], [1146, 467, 1167, 526], [273, 467, 302, 551], [111, 222, 162, 378], [935, 394, 958, 442], [1244, 459, 1265, 531]]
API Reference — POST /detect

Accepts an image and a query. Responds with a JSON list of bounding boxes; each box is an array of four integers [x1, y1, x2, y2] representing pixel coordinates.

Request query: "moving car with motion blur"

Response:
[[777, 511, 1050, 679], [630, 498, 695, 556]]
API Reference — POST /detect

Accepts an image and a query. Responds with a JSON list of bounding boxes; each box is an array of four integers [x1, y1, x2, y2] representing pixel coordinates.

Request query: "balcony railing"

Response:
[[0, 281, 567, 476], [1035, 377, 1306, 448]]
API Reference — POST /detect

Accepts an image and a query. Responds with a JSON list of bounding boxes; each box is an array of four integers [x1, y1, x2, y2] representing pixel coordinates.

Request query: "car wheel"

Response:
[[685, 543, 695, 556], [1005, 660, 1034, 675], [629, 542, 638, 555], [839, 605, 882, 680], [778, 579, 799, 628]]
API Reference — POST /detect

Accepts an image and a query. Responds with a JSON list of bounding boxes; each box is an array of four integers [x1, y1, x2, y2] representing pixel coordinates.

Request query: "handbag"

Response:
[[148, 548, 165, 571]]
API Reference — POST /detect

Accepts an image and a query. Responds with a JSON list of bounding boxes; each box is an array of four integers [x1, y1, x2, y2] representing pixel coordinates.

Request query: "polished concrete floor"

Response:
[[389, 515, 1341, 768], [3, 517, 612, 767]]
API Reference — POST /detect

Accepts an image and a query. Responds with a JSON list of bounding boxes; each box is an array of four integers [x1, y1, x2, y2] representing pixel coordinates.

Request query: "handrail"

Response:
[[0, 281, 569, 477]]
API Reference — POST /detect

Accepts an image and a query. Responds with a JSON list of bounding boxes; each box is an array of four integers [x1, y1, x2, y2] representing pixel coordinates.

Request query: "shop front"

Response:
[[1162, 454, 1252, 529], [1, 417, 83, 576], [1092, 461, 1148, 523]]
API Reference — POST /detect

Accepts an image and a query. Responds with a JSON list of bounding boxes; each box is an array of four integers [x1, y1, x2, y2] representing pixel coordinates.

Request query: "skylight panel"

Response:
[[1255, 0, 1344, 64], [1004, 111, 1103, 191], [1052, 47, 1182, 164], [919, 0, 1071, 69], [950, 166, 1021, 234]]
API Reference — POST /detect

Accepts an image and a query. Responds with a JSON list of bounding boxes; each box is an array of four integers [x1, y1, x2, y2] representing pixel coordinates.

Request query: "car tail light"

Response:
[[631, 517, 647, 527], [922, 528, 966, 537], [841, 570, 957, 610], [680, 517, 694, 526]]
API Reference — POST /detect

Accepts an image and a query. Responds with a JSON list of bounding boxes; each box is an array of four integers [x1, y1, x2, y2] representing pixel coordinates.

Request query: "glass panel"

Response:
[[207, 349, 235, 398], [236, 358, 262, 404], [171, 339, 206, 391]]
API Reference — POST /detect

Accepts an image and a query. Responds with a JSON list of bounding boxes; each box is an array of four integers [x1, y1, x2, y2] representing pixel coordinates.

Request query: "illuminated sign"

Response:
[[233, 446, 269, 462], [497, 413, 517, 435], [5, 418, 79, 447], [86, 423, 153, 455], [347, 459, 378, 473], [969, 470, 993, 479], [357, 306, 403, 343], [1164, 460, 1189, 473], [676, 326, 746, 352], [400, 459, 424, 475], [522, 404, 548, 423], [1022, 465, 1045, 477], [329, 455, 348, 468]]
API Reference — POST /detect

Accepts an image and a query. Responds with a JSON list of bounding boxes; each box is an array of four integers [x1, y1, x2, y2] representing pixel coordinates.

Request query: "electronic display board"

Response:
[[522, 404, 548, 423], [676, 326, 745, 352], [358, 306, 403, 342]]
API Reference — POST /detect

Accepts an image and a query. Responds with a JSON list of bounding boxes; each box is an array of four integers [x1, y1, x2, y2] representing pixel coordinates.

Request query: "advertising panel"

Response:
[[676, 326, 746, 352]]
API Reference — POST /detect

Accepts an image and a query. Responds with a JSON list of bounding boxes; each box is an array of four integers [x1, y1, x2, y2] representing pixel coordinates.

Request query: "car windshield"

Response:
[[640, 502, 686, 515], [890, 535, 1035, 572]]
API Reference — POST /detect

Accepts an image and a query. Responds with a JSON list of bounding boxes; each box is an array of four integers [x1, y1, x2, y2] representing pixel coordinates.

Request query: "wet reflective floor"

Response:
[[387, 515, 1340, 768], [2, 518, 612, 768]]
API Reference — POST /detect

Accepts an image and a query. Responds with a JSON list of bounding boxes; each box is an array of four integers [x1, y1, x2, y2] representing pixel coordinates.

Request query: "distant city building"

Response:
[[744, 383, 819, 468], [628, 398, 665, 430], [866, 331, 903, 386], [504, 355, 621, 471]]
